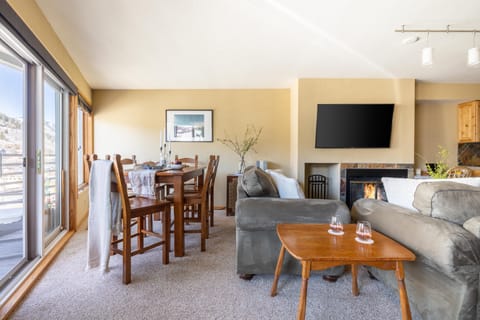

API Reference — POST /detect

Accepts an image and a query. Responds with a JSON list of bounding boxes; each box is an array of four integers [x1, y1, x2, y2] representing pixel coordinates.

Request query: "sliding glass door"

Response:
[[0, 40, 27, 287], [0, 25, 69, 297]]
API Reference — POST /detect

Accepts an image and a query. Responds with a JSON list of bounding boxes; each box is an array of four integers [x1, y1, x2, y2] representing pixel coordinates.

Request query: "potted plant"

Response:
[[426, 145, 450, 179]]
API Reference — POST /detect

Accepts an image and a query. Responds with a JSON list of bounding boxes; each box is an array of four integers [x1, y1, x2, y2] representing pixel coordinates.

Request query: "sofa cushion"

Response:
[[240, 166, 279, 197], [265, 169, 305, 199], [464, 216, 480, 239], [413, 181, 480, 224], [381, 177, 480, 211]]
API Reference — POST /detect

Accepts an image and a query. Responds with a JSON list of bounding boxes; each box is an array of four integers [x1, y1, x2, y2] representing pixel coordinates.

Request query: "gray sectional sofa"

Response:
[[351, 180, 480, 320], [235, 166, 350, 277]]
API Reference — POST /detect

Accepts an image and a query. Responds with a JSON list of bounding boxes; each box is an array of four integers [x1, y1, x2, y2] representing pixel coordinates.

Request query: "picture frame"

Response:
[[166, 109, 213, 142]]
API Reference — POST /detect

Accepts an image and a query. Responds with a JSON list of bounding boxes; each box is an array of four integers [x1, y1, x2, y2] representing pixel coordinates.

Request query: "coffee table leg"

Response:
[[395, 261, 412, 320], [297, 261, 311, 320], [351, 264, 359, 296], [270, 245, 286, 297]]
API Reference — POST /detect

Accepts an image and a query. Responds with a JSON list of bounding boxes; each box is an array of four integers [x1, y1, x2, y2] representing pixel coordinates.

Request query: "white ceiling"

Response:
[[35, 0, 480, 89]]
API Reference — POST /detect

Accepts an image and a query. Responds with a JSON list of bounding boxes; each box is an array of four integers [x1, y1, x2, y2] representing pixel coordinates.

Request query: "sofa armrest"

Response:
[[237, 180, 249, 200], [236, 197, 350, 231], [464, 216, 480, 238], [352, 199, 480, 276]]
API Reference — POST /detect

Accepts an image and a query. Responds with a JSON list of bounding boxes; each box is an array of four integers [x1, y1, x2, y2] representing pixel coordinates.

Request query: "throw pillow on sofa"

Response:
[[265, 169, 305, 199], [381, 177, 480, 211], [413, 181, 480, 224], [241, 166, 279, 197]]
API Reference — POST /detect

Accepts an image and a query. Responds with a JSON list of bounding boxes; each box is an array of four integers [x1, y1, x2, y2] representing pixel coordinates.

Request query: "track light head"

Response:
[[422, 47, 433, 67], [468, 47, 480, 67]]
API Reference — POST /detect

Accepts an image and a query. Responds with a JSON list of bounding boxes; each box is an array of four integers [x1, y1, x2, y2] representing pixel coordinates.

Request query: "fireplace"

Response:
[[345, 168, 408, 207]]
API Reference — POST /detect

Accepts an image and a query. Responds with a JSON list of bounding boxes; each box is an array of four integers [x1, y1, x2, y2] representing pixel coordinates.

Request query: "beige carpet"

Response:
[[11, 212, 421, 320]]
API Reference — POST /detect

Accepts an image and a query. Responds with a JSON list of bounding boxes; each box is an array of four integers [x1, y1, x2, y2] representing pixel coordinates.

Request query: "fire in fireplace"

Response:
[[345, 168, 408, 207], [350, 179, 387, 203], [363, 183, 376, 199]]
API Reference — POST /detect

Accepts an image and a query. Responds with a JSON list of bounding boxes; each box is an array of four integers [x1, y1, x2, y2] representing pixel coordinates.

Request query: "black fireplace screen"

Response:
[[345, 168, 408, 207]]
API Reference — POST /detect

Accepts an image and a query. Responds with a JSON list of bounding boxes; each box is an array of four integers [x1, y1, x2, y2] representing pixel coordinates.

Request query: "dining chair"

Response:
[[175, 154, 219, 231], [166, 154, 200, 214], [175, 154, 199, 166], [121, 154, 137, 168], [105, 154, 137, 197], [85, 154, 171, 284], [175, 154, 199, 189], [166, 155, 218, 251]]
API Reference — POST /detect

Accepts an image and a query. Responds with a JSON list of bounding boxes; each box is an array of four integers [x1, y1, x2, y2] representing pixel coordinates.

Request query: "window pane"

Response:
[[77, 108, 84, 185], [0, 41, 26, 287], [43, 78, 62, 241]]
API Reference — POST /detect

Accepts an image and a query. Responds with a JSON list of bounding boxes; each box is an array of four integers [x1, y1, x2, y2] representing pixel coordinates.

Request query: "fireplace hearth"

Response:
[[344, 168, 408, 207]]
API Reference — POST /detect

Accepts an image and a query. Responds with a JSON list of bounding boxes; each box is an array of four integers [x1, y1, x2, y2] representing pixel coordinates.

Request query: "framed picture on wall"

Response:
[[166, 109, 213, 142]]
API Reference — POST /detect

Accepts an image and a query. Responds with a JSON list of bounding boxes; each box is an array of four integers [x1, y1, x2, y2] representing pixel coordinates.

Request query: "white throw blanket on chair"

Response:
[[86, 159, 122, 273]]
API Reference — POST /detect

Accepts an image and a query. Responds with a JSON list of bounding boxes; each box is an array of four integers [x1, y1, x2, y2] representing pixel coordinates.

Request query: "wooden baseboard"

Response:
[[0, 230, 75, 320]]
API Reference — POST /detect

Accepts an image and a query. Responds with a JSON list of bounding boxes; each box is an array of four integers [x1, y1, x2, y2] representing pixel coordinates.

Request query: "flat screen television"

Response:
[[315, 104, 394, 148]]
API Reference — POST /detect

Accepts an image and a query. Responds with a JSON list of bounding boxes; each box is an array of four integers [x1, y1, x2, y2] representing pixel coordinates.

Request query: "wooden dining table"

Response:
[[155, 166, 205, 257]]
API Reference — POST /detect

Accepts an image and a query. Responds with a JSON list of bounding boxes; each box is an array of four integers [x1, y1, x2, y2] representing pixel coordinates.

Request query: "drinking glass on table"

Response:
[[329, 215, 344, 234], [356, 221, 372, 242]]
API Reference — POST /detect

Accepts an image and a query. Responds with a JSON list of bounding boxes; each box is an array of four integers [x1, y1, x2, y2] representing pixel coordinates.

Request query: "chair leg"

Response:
[[201, 203, 207, 252], [111, 235, 118, 255], [162, 205, 170, 264], [205, 204, 210, 239], [168, 204, 174, 252], [209, 192, 214, 227], [147, 214, 153, 232], [137, 217, 144, 253], [123, 218, 132, 284]]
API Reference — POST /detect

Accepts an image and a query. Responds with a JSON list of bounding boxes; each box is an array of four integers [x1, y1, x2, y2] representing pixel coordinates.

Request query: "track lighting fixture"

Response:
[[395, 25, 480, 68]]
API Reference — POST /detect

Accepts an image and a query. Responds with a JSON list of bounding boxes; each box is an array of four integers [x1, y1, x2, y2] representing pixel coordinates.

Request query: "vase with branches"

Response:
[[217, 125, 263, 173]]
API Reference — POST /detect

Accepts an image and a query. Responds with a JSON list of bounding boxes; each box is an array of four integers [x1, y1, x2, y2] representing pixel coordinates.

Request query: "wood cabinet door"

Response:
[[458, 101, 480, 142]]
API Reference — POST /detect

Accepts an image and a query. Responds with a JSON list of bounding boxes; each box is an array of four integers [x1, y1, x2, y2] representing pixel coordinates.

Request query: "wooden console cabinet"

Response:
[[458, 100, 480, 143], [226, 174, 241, 216]]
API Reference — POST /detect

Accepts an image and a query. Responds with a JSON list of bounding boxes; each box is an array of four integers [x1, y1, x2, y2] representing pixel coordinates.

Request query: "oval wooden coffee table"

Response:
[[270, 223, 416, 320]]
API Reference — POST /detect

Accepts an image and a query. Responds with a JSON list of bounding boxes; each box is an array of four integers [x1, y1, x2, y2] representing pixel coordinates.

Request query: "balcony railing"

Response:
[[0, 153, 23, 208], [0, 152, 57, 211]]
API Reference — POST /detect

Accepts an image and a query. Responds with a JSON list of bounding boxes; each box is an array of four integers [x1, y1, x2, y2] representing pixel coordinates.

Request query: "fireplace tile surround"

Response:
[[305, 163, 414, 204]]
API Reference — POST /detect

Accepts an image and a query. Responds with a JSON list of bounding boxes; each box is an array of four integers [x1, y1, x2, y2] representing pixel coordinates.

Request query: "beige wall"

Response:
[[92, 89, 290, 205], [415, 82, 480, 172], [295, 78, 416, 184], [289, 81, 299, 177], [415, 101, 459, 171], [416, 82, 480, 102], [7, 0, 92, 103]]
